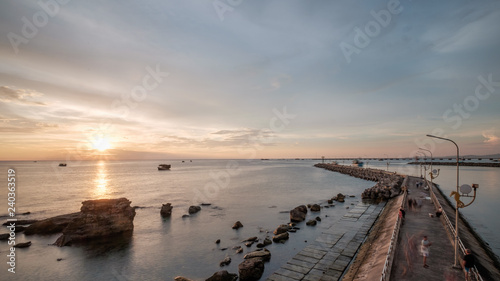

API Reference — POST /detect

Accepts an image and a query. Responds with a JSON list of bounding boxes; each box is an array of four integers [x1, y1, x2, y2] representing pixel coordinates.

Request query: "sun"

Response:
[[91, 136, 111, 151]]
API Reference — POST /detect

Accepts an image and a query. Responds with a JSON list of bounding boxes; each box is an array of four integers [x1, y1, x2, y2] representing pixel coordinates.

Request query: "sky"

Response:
[[0, 0, 499, 160]]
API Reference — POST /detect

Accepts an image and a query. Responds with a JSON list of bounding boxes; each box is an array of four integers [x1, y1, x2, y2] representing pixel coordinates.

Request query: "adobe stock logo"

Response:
[[340, 0, 403, 64]]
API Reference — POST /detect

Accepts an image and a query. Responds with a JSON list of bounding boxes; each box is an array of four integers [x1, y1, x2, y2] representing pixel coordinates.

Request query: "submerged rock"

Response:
[[175, 277, 195, 281], [54, 198, 136, 247]]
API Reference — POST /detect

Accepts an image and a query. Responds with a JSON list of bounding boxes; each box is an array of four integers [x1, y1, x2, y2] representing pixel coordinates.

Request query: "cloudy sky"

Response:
[[1, 0, 499, 160]]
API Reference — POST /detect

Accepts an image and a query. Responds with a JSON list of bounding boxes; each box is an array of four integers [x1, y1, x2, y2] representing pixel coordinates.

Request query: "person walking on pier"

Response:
[[462, 249, 475, 280], [421, 235, 432, 268]]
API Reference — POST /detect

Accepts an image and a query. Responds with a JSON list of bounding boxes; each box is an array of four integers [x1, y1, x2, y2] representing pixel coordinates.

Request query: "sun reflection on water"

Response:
[[93, 161, 111, 198]]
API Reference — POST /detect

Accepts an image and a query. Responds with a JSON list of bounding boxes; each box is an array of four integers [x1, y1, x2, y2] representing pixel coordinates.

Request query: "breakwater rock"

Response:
[[314, 164, 403, 200], [25, 198, 137, 246]]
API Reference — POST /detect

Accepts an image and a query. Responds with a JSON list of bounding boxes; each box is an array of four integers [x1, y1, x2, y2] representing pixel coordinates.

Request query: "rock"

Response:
[[14, 241, 32, 248], [306, 220, 317, 226], [336, 193, 346, 203], [220, 247, 228, 251], [273, 224, 289, 235], [315, 216, 322, 222], [2, 219, 38, 226], [238, 258, 265, 281], [160, 203, 173, 217], [244, 249, 271, 262], [327, 199, 333, 204], [0, 233, 10, 240], [201, 203, 212, 206], [175, 277, 195, 281], [24, 212, 81, 235], [289, 205, 308, 222], [206, 270, 238, 281], [242, 236, 258, 242], [188, 205, 201, 214], [14, 226, 26, 233], [219, 257, 231, 267], [245, 241, 254, 247], [232, 221, 243, 229], [262, 237, 272, 246], [272, 232, 289, 242], [182, 214, 190, 218], [57, 258, 63, 261], [215, 239, 221, 244], [233, 246, 243, 253], [310, 204, 321, 212], [54, 198, 136, 247]]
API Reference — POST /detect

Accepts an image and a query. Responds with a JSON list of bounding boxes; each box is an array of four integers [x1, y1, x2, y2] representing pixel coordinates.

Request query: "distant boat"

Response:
[[352, 159, 364, 167], [158, 164, 171, 170], [59, 163, 67, 167]]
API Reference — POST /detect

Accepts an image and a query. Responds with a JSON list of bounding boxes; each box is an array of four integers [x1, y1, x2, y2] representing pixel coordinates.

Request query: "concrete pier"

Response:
[[267, 164, 500, 281]]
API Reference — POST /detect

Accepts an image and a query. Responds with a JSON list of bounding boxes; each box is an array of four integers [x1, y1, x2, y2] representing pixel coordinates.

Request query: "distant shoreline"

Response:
[[408, 161, 500, 167]]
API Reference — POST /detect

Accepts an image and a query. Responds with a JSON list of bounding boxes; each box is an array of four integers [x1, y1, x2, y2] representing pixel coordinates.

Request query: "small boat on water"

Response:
[[59, 163, 67, 167], [158, 164, 171, 170], [352, 159, 364, 167]]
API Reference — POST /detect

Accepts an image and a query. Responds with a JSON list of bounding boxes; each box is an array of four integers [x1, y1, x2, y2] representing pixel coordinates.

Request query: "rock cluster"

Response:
[[315, 164, 403, 200]]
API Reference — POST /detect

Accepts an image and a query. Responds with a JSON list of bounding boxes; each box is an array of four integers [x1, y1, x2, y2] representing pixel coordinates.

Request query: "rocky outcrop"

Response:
[[188, 205, 201, 214], [24, 213, 80, 235], [290, 205, 308, 222], [2, 219, 38, 226], [160, 203, 173, 217], [54, 198, 136, 247], [238, 258, 265, 281], [206, 271, 238, 281]]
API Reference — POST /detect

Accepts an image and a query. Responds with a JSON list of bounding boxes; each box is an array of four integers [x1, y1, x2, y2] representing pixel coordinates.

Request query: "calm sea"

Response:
[[0, 159, 498, 280]]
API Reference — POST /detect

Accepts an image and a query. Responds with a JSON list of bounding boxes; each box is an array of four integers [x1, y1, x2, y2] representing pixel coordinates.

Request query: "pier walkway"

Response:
[[266, 201, 386, 280], [389, 176, 463, 280]]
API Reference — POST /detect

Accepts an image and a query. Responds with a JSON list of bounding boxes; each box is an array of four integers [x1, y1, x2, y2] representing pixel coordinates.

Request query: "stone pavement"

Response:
[[266, 202, 386, 281], [390, 176, 464, 281]]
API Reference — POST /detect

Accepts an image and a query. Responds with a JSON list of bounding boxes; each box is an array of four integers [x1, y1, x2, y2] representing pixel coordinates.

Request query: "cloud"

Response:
[[482, 130, 499, 145], [0, 86, 46, 106]]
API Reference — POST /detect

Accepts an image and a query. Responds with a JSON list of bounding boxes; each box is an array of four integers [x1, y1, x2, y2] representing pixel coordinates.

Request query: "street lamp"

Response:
[[426, 134, 460, 268], [419, 147, 439, 191], [416, 151, 425, 178]]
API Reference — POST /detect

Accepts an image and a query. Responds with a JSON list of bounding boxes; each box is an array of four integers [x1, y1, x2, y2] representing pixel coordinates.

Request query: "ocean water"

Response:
[[1, 159, 498, 280], [0, 159, 376, 280]]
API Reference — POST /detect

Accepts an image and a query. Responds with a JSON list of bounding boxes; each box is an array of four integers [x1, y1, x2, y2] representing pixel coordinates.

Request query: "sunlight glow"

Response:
[[91, 135, 111, 152]]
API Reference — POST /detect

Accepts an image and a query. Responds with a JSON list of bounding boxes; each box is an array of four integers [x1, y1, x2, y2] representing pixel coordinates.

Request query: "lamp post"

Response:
[[426, 134, 460, 268], [419, 147, 438, 191]]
